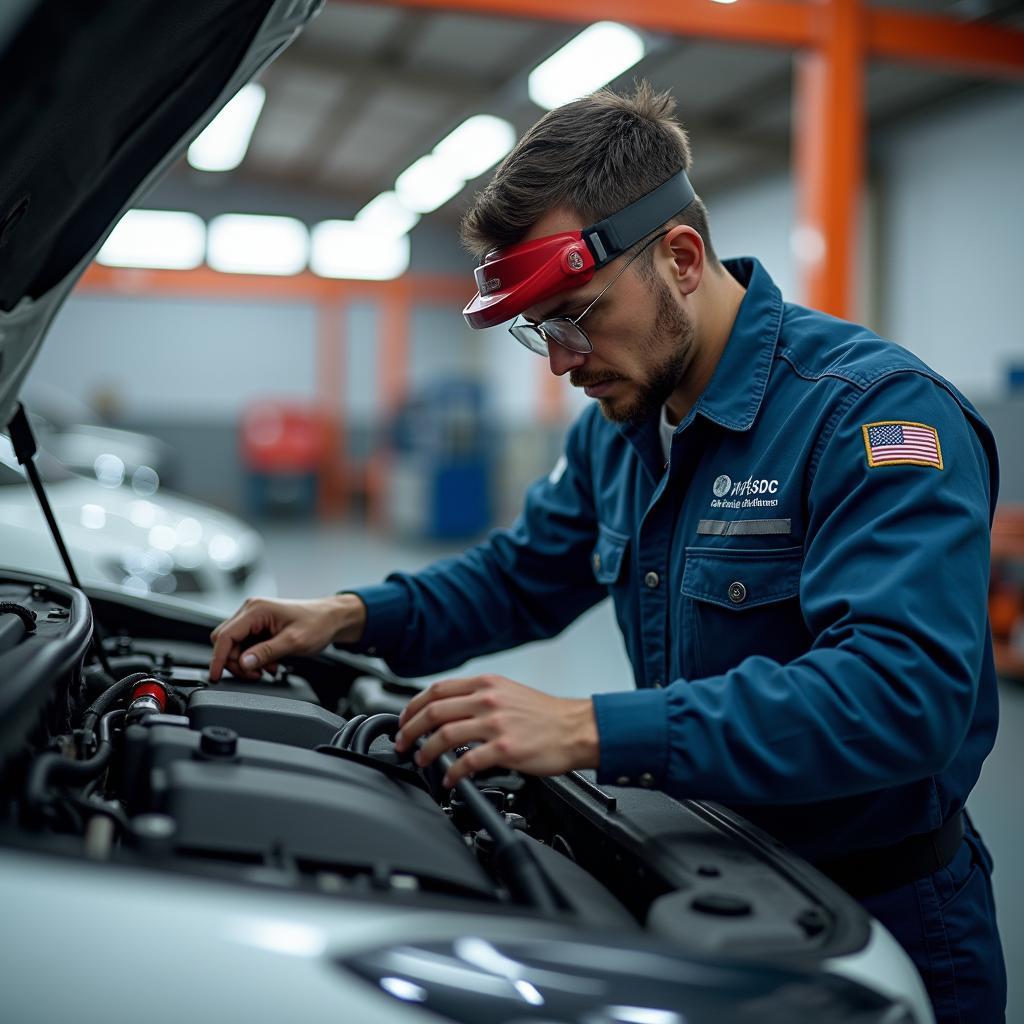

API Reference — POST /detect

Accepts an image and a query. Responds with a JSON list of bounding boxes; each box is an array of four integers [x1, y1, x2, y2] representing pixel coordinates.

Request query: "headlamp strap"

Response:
[[582, 169, 696, 267]]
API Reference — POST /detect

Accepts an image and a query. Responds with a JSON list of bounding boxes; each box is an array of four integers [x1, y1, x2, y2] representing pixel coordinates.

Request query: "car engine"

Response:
[[0, 570, 927, 1022]]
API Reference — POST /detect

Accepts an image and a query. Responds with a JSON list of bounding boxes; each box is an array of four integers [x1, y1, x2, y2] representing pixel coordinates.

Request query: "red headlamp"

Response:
[[463, 169, 696, 330]]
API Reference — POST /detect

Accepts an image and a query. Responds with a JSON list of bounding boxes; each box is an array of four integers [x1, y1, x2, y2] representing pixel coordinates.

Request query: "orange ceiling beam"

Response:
[[360, 0, 818, 47], [866, 9, 1024, 81], [795, 0, 864, 318], [355, 0, 1024, 78], [76, 263, 470, 304]]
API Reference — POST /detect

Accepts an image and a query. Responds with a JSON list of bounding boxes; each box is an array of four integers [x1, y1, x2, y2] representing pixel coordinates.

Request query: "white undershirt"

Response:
[[659, 404, 678, 462]]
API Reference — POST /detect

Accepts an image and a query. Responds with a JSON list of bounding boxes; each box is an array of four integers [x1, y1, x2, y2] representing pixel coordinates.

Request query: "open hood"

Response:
[[0, 0, 322, 429]]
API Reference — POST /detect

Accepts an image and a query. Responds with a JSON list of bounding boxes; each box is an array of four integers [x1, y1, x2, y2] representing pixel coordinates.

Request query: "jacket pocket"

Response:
[[591, 525, 629, 585], [681, 545, 810, 677]]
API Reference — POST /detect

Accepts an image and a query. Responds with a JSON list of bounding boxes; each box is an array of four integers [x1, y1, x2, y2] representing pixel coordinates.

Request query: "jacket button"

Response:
[[639, 772, 655, 788], [593, 552, 602, 571], [644, 571, 660, 589], [728, 581, 747, 604], [615, 775, 631, 786]]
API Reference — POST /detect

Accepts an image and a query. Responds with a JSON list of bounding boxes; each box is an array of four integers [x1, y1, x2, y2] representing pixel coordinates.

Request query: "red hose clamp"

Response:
[[128, 679, 169, 715]]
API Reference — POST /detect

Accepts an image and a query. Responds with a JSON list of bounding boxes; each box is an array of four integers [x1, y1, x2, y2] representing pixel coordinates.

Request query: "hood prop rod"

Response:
[[8, 403, 114, 678]]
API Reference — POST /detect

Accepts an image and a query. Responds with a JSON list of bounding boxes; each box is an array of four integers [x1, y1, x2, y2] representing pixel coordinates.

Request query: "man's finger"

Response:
[[412, 715, 492, 766], [237, 633, 292, 675], [395, 694, 487, 751], [210, 630, 243, 681], [399, 676, 483, 727], [442, 741, 505, 788], [209, 610, 269, 680]]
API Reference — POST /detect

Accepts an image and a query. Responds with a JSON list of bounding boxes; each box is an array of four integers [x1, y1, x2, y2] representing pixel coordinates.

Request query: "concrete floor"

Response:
[[261, 521, 1023, 1021]]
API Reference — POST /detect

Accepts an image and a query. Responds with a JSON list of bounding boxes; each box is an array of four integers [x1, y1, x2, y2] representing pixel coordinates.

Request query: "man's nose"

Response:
[[547, 342, 587, 377]]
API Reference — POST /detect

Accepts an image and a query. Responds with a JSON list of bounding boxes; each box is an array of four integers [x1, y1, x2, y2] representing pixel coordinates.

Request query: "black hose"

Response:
[[26, 710, 125, 811], [332, 714, 367, 749], [80, 673, 154, 739], [351, 713, 400, 756], [0, 601, 36, 633], [430, 745, 559, 914], [165, 689, 187, 715]]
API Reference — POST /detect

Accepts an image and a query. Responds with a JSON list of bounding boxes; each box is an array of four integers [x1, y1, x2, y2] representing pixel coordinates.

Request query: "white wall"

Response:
[[29, 295, 318, 420], [704, 173, 798, 302], [876, 86, 1024, 400]]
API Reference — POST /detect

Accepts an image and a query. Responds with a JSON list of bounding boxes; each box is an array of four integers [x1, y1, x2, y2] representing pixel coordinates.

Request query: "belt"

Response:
[[814, 810, 965, 899]]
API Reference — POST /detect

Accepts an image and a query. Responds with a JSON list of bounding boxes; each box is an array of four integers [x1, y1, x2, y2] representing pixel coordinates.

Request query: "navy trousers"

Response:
[[858, 819, 1007, 1023]]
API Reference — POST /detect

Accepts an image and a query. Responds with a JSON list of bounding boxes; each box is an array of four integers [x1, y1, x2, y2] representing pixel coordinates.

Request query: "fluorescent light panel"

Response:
[[393, 113, 516, 216], [433, 114, 517, 181], [528, 22, 646, 110], [395, 154, 466, 215], [207, 214, 308, 276], [311, 221, 410, 281], [356, 191, 420, 236], [188, 83, 266, 172], [97, 210, 205, 270]]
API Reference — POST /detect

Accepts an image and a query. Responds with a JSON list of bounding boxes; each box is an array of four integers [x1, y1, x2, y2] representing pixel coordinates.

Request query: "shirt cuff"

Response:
[[335, 582, 411, 657], [592, 688, 669, 788]]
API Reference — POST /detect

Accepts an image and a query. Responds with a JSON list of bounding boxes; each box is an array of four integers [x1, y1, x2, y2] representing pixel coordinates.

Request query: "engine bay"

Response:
[[0, 569, 870, 959]]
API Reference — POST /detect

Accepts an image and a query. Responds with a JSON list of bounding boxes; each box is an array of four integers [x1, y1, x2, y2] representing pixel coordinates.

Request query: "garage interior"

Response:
[[7, 0, 1023, 1017]]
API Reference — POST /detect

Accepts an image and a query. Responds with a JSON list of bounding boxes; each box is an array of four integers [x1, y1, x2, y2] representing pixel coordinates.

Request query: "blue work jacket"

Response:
[[350, 257, 1000, 863]]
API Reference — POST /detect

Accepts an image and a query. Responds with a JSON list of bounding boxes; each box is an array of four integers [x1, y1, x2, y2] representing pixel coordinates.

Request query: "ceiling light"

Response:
[[528, 22, 646, 110], [187, 83, 266, 172], [355, 192, 420, 236], [97, 209, 205, 270], [709, 0, 740, 4], [395, 154, 466, 214], [433, 114, 517, 181], [207, 214, 308, 276], [311, 221, 410, 281]]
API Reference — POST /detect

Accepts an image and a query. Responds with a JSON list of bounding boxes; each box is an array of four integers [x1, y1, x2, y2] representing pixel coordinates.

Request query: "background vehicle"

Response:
[[0, 435, 274, 617], [22, 383, 176, 488]]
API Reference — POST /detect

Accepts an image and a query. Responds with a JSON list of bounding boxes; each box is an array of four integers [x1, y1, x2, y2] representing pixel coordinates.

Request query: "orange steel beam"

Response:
[[358, 0, 817, 47], [316, 302, 349, 517], [867, 9, 1024, 81], [77, 264, 470, 305], [795, 0, 864, 317], [367, 289, 412, 529], [379, 290, 411, 415], [354, 0, 1024, 77]]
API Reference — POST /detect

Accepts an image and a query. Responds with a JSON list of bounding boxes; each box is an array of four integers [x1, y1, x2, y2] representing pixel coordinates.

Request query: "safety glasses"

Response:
[[508, 231, 668, 357]]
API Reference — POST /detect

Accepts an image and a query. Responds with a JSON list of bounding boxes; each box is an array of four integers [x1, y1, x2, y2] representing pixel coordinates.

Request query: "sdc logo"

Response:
[[713, 474, 780, 498]]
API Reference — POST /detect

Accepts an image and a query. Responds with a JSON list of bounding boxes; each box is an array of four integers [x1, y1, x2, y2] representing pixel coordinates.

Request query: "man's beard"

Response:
[[571, 278, 693, 424]]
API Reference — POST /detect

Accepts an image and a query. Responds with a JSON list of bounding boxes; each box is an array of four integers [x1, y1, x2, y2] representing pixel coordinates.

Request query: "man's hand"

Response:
[[394, 674, 599, 787], [209, 594, 366, 681]]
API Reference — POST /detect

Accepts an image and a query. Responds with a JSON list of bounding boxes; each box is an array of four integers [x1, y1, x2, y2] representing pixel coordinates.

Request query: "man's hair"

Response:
[[460, 81, 719, 273]]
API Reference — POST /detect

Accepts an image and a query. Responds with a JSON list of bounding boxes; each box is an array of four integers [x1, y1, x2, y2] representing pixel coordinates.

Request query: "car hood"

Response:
[[0, 0, 321, 429]]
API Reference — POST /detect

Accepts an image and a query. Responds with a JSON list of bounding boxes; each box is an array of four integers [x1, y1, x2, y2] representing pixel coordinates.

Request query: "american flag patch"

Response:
[[862, 420, 943, 470]]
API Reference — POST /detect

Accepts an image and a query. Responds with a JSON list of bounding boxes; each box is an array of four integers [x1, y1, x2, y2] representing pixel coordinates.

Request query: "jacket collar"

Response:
[[691, 256, 782, 433], [617, 257, 783, 473]]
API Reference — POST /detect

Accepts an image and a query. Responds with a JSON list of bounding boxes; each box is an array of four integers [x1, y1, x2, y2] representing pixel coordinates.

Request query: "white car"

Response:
[[0, 434, 274, 616]]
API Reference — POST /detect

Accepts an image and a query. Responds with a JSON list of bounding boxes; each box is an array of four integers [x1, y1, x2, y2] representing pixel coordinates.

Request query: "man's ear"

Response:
[[662, 225, 705, 297]]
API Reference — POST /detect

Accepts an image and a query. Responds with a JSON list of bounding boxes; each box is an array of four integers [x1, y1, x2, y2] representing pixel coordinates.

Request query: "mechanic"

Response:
[[210, 84, 1006, 1022]]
